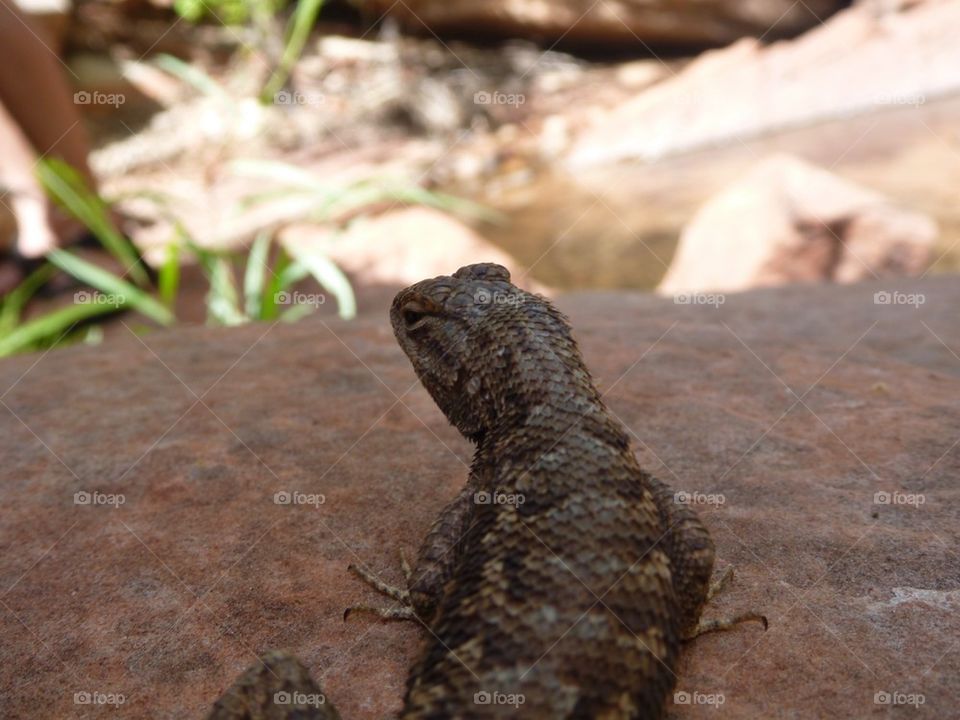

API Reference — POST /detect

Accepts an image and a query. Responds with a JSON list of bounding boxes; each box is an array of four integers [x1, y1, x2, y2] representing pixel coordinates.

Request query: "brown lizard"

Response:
[[208, 263, 765, 719]]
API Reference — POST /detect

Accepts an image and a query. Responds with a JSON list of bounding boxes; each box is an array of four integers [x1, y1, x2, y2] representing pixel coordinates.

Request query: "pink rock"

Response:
[[356, 0, 843, 47], [658, 155, 936, 294], [280, 207, 550, 295], [567, 0, 960, 166]]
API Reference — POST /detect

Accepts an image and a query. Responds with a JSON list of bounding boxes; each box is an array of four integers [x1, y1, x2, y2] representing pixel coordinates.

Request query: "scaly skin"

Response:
[[209, 264, 763, 720]]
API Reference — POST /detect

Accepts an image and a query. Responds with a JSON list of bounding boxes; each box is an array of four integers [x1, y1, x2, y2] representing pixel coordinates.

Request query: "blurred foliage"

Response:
[[170, 0, 326, 103], [0, 157, 483, 357], [173, 0, 285, 25]]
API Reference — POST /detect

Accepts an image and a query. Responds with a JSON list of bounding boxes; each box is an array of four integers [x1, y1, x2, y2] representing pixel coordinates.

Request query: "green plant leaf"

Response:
[[0, 263, 56, 335], [46, 249, 173, 326], [243, 231, 272, 319], [158, 242, 181, 310], [0, 300, 120, 357], [153, 53, 229, 99], [285, 242, 355, 320], [260, 247, 298, 320], [279, 302, 316, 323], [37, 158, 150, 287], [207, 257, 247, 326], [229, 159, 330, 192], [229, 160, 500, 224], [261, 0, 325, 102]]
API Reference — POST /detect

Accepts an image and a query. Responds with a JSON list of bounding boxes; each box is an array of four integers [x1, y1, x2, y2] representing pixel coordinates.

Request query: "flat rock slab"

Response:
[[1, 278, 958, 718]]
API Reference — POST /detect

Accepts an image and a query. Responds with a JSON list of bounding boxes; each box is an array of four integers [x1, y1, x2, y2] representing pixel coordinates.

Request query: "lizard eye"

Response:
[[404, 308, 425, 325], [402, 302, 430, 329]]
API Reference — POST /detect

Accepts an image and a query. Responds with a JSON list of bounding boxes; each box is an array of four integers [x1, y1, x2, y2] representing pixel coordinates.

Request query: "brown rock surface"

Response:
[[567, 0, 960, 166], [353, 0, 842, 47], [1, 277, 958, 717], [658, 154, 937, 294]]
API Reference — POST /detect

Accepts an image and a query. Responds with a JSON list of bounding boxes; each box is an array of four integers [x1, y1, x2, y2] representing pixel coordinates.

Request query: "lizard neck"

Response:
[[475, 358, 629, 455]]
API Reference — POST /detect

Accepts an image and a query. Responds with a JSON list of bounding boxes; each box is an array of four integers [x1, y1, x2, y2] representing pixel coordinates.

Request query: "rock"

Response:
[[279, 207, 551, 294], [658, 155, 937, 294], [567, 0, 960, 166], [353, 0, 844, 47], [1, 277, 958, 717]]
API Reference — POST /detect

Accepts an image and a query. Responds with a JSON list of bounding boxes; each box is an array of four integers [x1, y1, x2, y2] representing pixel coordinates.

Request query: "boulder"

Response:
[[1, 277, 958, 717], [353, 0, 843, 47], [279, 207, 551, 294], [658, 155, 937, 294], [567, 0, 960, 166]]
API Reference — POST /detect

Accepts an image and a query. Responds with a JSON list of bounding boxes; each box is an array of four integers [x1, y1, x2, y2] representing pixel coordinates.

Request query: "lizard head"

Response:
[[391, 263, 594, 442]]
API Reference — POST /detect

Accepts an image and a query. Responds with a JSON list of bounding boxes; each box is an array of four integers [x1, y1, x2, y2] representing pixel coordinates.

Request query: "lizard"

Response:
[[208, 262, 765, 719]]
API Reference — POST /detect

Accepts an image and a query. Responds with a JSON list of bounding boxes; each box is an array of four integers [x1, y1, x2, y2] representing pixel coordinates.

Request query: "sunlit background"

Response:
[[0, 0, 957, 351]]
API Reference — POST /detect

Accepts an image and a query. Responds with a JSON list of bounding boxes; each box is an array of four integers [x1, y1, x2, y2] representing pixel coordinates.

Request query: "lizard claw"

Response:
[[683, 611, 768, 640], [707, 565, 735, 601], [344, 562, 418, 623], [684, 565, 768, 641]]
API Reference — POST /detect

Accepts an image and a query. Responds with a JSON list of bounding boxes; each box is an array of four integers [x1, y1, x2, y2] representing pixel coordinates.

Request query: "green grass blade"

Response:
[[0, 263, 57, 335], [230, 159, 330, 193], [261, 249, 288, 321], [37, 158, 150, 287], [261, 0, 325, 102], [46, 249, 173, 325], [207, 257, 247, 326], [284, 243, 355, 320], [0, 301, 119, 357], [322, 180, 500, 223], [178, 231, 247, 325], [158, 242, 181, 310], [261, 250, 313, 320], [243, 231, 271, 318], [153, 53, 228, 98], [279, 302, 316, 323]]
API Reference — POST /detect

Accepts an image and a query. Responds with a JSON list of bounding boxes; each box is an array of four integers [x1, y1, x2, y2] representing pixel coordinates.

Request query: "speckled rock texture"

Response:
[[1, 277, 958, 718]]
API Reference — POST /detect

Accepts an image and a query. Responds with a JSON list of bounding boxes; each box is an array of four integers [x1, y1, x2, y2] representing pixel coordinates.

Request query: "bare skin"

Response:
[[0, 0, 94, 289]]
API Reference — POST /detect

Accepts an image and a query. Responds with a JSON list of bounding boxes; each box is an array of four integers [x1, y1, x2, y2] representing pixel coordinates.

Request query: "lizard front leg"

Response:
[[643, 473, 767, 639], [346, 482, 476, 622]]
